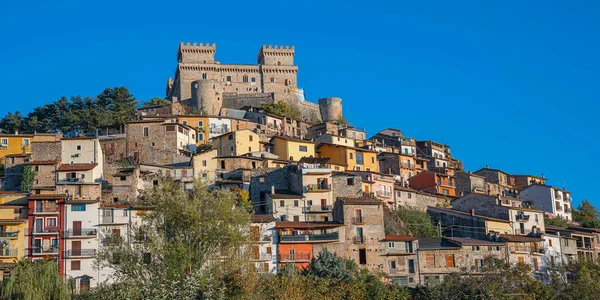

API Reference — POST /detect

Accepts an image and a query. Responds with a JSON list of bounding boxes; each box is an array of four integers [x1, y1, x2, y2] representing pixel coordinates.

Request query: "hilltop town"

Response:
[[0, 42, 593, 295]]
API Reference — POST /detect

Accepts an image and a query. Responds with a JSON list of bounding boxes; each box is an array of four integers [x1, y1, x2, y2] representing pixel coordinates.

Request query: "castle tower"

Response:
[[318, 97, 343, 123], [178, 42, 216, 64], [257, 45, 295, 66], [191, 80, 222, 115]]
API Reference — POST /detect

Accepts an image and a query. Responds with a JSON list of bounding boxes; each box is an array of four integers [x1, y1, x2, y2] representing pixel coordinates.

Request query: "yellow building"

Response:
[[177, 115, 210, 144], [211, 130, 260, 157], [271, 136, 316, 162], [0, 134, 34, 161], [316, 143, 379, 172], [192, 149, 218, 187], [0, 192, 29, 263]]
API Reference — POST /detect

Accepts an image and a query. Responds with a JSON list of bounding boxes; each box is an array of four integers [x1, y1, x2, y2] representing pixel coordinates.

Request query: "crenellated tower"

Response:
[[257, 45, 295, 66], [177, 42, 217, 64]]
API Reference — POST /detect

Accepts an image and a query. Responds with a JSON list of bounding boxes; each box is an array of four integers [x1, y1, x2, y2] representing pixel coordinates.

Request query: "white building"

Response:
[[96, 205, 131, 285], [250, 215, 278, 274], [519, 185, 573, 220], [63, 199, 100, 293]]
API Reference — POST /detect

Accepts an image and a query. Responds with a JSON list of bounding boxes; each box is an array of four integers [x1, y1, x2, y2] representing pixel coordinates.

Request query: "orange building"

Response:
[[276, 222, 342, 269], [316, 143, 379, 172], [408, 171, 456, 196]]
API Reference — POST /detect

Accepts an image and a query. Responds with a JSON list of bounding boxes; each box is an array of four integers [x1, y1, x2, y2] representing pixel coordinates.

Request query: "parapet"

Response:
[[260, 44, 295, 53], [179, 42, 217, 51]]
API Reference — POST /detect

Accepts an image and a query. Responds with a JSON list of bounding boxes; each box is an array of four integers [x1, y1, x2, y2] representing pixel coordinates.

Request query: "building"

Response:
[[567, 227, 600, 260], [519, 185, 572, 220], [417, 237, 462, 285], [408, 171, 456, 196], [97, 204, 131, 285], [271, 136, 315, 162], [0, 133, 33, 161], [544, 225, 579, 264], [416, 140, 462, 171], [315, 134, 356, 148], [500, 234, 547, 281], [352, 171, 395, 207], [126, 120, 197, 165], [473, 167, 518, 197], [427, 206, 513, 239], [192, 149, 218, 187], [382, 235, 418, 287], [514, 174, 547, 190], [27, 193, 63, 262], [250, 215, 277, 274], [211, 130, 259, 157], [297, 158, 334, 222], [0, 192, 28, 264], [317, 143, 379, 172]]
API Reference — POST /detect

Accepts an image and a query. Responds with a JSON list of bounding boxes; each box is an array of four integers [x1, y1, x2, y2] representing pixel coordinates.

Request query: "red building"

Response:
[[27, 193, 65, 272], [408, 171, 456, 196]]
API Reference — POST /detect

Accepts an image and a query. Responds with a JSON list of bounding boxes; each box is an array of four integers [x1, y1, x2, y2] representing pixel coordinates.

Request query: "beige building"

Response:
[[211, 130, 259, 157], [192, 149, 218, 187], [382, 235, 418, 287], [271, 136, 315, 162], [298, 158, 334, 222]]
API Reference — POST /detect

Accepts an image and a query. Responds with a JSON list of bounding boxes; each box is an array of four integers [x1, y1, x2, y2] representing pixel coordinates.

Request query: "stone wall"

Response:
[[31, 142, 61, 161], [249, 167, 294, 213], [126, 122, 191, 165], [99, 137, 127, 163], [59, 184, 101, 201], [331, 172, 363, 201], [33, 164, 57, 187]]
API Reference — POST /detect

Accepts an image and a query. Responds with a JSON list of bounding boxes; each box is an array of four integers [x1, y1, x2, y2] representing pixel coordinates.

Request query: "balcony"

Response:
[[33, 206, 59, 215], [66, 228, 97, 238], [30, 247, 59, 255], [304, 183, 331, 192], [101, 215, 115, 224], [565, 207, 572, 213], [0, 231, 19, 239], [509, 245, 531, 253], [515, 215, 530, 222], [251, 253, 273, 261], [30, 226, 59, 234], [376, 190, 393, 198], [352, 236, 366, 244], [389, 268, 398, 275], [438, 181, 455, 187], [400, 162, 415, 169], [280, 232, 339, 243], [64, 249, 96, 258], [556, 206, 563, 211], [0, 248, 18, 257], [351, 217, 364, 225], [279, 253, 311, 262], [303, 205, 333, 213]]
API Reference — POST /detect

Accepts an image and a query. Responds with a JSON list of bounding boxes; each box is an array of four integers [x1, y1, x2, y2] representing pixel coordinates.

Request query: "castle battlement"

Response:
[[262, 45, 295, 50], [180, 42, 216, 49]]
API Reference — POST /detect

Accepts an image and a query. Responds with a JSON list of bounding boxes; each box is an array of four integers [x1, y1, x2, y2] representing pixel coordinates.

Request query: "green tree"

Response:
[[304, 248, 353, 282], [196, 143, 213, 154], [3, 258, 70, 300], [545, 216, 570, 228], [98, 87, 138, 126], [573, 199, 599, 222], [262, 101, 301, 120], [0, 111, 24, 133], [21, 165, 37, 191], [93, 178, 254, 298], [387, 206, 439, 237], [143, 97, 171, 107]]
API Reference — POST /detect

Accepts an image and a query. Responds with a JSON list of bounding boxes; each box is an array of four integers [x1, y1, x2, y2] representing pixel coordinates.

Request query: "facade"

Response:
[[352, 171, 395, 207], [271, 136, 315, 162], [298, 158, 334, 222], [473, 167, 518, 197], [408, 171, 456, 196], [514, 174, 547, 190], [211, 130, 259, 157], [192, 149, 218, 187], [317, 143, 379, 172], [427, 206, 513, 239], [500, 234, 547, 281], [250, 215, 277, 274], [126, 121, 197, 164], [0, 134, 33, 161], [519, 184, 572, 220], [382, 235, 418, 287], [416, 140, 462, 171], [27, 193, 63, 263], [0, 192, 28, 264]]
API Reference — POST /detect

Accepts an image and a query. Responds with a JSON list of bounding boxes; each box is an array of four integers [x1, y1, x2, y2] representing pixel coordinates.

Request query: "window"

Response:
[[518, 256, 525, 264], [349, 153, 354, 159], [249, 135, 253, 142], [442, 189, 449, 195], [359, 248, 367, 265], [388, 242, 395, 248], [47, 218, 57, 227], [426, 254, 435, 267], [356, 152, 363, 165], [228, 134, 233, 140], [202, 73, 207, 79], [22, 138, 30, 146], [445, 255, 455, 267], [293, 200, 299, 207], [371, 157, 375, 164], [76, 144, 82, 151], [270, 77, 275, 83], [293, 216, 300, 222], [347, 178, 355, 185], [143, 127, 149, 137], [71, 204, 86, 211], [408, 193, 412, 199], [408, 259, 415, 273], [549, 239, 553, 247], [259, 177, 265, 183], [279, 200, 285, 207], [550, 256, 555, 266], [390, 260, 397, 269], [299, 145, 307, 152], [71, 260, 81, 271], [0, 138, 7, 146], [226, 76, 232, 82], [243, 75, 248, 83], [406, 241, 413, 253]]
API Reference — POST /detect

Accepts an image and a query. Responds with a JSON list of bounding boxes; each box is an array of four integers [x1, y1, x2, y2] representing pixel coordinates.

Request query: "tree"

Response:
[[387, 206, 439, 237], [262, 101, 301, 120], [98, 87, 138, 126], [334, 115, 349, 126], [545, 216, 570, 228], [143, 97, 171, 107], [0, 111, 24, 133], [3, 258, 70, 300], [304, 248, 353, 282], [231, 187, 252, 213], [196, 143, 214, 154], [573, 199, 599, 222], [93, 178, 255, 298], [21, 165, 37, 191]]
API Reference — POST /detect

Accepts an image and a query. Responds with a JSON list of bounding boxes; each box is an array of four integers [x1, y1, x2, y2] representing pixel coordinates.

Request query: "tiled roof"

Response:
[[269, 191, 304, 199], [445, 237, 505, 246], [58, 163, 98, 172], [4, 153, 30, 158], [25, 160, 57, 165], [568, 226, 600, 234], [271, 135, 315, 144], [499, 234, 544, 242], [339, 197, 382, 205], [28, 194, 65, 200], [419, 238, 461, 250], [251, 214, 276, 223], [384, 235, 417, 242]]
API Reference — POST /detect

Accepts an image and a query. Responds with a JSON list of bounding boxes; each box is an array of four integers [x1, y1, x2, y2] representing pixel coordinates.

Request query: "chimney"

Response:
[[485, 164, 488, 168], [495, 232, 500, 241], [532, 227, 537, 235], [470, 208, 475, 216], [271, 185, 275, 195], [541, 173, 545, 179], [14, 129, 18, 135]]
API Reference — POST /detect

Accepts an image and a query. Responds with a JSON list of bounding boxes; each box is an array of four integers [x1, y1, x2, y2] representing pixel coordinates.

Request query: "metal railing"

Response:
[[251, 253, 273, 261], [509, 245, 531, 253], [352, 236, 366, 244], [279, 253, 311, 261], [305, 183, 331, 192], [438, 181, 455, 187], [34, 206, 58, 213], [64, 249, 96, 257], [31, 226, 59, 234], [376, 190, 393, 198], [0, 231, 19, 238], [0, 248, 17, 257], [31, 247, 59, 255], [303, 205, 333, 213], [280, 232, 339, 242], [102, 215, 114, 224], [67, 228, 97, 237], [516, 214, 530, 222], [351, 217, 364, 225]]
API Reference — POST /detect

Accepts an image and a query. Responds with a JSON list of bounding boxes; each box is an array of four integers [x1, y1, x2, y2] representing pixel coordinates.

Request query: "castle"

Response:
[[165, 42, 342, 123]]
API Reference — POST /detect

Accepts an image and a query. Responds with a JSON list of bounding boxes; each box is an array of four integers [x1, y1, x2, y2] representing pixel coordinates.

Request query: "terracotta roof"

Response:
[[61, 137, 96, 140], [100, 203, 132, 208], [316, 142, 377, 153], [269, 191, 304, 199], [4, 153, 29, 158], [58, 163, 98, 172], [25, 160, 57, 165], [567, 226, 600, 234], [275, 221, 343, 229], [445, 237, 505, 246], [251, 214, 276, 223], [384, 235, 417, 242], [394, 185, 417, 192], [28, 194, 65, 200], [339, 197, 382, 205], [419, 237, 461, 250], [0, 191, 29, 195], [271, 135, 315, 144], [427, 206, 511, 223], [499, 234, 543, 242]]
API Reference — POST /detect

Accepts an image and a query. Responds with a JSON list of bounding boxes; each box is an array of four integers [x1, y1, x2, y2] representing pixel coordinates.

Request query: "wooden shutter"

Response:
[[445, 255, 455, 268]]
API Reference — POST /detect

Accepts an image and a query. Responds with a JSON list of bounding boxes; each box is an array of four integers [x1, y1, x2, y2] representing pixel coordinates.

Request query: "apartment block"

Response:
[[519, 184, 572, 220]]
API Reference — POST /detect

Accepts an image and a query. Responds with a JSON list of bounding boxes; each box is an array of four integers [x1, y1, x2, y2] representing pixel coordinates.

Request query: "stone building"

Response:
[[331, 172, 363, 201], [454, 171, 486, 196], [2, 154, 30, 191], [126, 120, 197, 165], [381, 235, 418, 287], [416, 140, 463, 171], [499, 234, 547, 281], [427, 206, 513, 239], [98, 135, 127, 163]]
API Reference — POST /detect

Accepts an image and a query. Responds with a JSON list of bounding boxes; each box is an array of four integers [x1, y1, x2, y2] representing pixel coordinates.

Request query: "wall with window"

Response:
[[0, 135, 34, 161]]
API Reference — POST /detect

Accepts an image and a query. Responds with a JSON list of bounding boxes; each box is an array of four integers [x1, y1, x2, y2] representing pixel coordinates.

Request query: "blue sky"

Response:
[[1, 1, 598, 207]]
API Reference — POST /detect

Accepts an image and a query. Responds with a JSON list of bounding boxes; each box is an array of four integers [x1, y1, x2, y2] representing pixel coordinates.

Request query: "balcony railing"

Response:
[[102, 216, 115, 224], [0, 248, 18, 257], [67, 228, 97, 237], [31, 226, 59, 234], [33, 206, 58, 214], [556, 206, 563, 211], [510, 245, 531, 253], [516, 215, 530, 222], [376, 190, 393, 198], [31, 247, 59, 255], [389, 268, 398, 274], [64, 249, 96, 257], [438, 181, 455, 187], [0, 231, 19, 238], [280, 232, 339, 242], [279, 253, 311, 262], [565, 207, 572, 213], [352, 236, 366, 244], [303, 205, 333, 213], [351, 217, 364, 225], [305, 183, 331, 192]]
